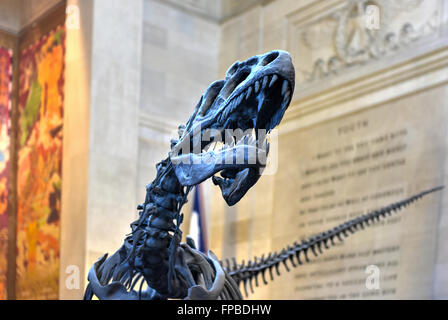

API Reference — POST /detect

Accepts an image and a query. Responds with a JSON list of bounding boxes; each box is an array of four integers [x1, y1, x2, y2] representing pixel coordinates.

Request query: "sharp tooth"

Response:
[[246, 86, 253, 100], [237, 135, 248, 146], [224, 129, 234, 146], [269, 74, 278, 87], [228, 98, 235, 111], [233, 96, 240, 109], [243, 135, 249, 146], [248, 135, 256, 146], [192, 135, 201, 153], [223, 117, 232, 129], [282, 80, 289, 95], [212, 176, 224, 186], [222, 107, 230, 120], [260, 137, 270, 154], [264, 141, 270, 155], [283, 90, 291, 105], [261, 137, 267, 149], [262, 75, 269, 89], [254, 81, 260, 93], [251, 128, 256, 139], [237, 94, 244, 105]]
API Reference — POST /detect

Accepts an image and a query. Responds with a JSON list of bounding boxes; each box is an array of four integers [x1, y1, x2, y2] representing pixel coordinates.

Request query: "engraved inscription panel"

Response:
[[271, 86, 446, 299]]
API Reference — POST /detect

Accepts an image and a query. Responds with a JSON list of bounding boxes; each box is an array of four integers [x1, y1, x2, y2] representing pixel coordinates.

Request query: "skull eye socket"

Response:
[[261, 51, 279, 66], [220, 68, 250, 100], [234, 68, 250, 83], [199, 80, 225, 116], [226, 61, 239, 78], [244, 57, 258, 66]]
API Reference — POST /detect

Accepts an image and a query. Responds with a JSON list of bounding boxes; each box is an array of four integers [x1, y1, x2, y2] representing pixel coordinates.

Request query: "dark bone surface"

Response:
[[84, 50, 443, 300]]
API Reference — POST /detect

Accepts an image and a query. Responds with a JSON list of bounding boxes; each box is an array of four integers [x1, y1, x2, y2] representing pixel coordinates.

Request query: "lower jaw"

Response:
[[171, 145, 262, 187]]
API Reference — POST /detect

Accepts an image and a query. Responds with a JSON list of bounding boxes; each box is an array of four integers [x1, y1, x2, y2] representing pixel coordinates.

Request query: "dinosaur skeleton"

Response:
[[84, 50, 443, 300]]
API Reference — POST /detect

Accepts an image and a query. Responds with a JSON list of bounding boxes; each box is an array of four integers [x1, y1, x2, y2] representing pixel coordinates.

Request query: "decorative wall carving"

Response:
[[288, 0, 443, 84]]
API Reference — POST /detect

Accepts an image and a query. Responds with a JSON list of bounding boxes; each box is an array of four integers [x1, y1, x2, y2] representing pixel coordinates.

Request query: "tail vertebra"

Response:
[[225, 186, 443, 296]]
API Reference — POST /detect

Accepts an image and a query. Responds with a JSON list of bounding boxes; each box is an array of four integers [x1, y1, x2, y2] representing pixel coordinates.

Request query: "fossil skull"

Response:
[[170, 50, 295, 205]]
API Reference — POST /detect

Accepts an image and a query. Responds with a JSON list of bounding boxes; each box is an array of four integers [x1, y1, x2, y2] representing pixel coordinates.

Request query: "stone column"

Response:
[[85, 0, 143, 281], [59, 0, 144, 299], [59, 0, 93, 300]]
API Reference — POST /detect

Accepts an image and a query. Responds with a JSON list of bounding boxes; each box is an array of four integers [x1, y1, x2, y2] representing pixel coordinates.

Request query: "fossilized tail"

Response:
[[224, 186, 444, 296]]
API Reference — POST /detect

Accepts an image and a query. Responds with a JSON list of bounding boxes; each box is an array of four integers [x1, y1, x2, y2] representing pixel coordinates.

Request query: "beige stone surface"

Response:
[[270, 86, 447, 299], [137, 0, 221, 254], [140, 0, 219, 123]]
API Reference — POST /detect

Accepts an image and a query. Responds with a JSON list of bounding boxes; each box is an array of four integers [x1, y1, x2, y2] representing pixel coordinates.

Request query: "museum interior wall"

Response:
[[208, 0, 448, 300], [0, 0, 447, 300]]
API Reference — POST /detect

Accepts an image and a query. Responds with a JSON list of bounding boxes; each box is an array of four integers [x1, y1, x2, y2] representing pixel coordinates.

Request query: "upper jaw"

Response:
[[221, 51, 295, 111], [169, 50, 295, 204], [169, 71, 290, 192], [177, 71, 294, 148], [217, 51, 295, 129], [175, 50, 295, 141], [170, 69, 292, 165]]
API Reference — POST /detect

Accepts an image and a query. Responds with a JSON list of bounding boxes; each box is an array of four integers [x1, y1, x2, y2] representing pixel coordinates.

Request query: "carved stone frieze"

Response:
[[288, 0, 443, 84]]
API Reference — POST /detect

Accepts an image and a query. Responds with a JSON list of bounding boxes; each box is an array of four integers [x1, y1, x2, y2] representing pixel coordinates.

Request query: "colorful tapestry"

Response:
[[16, 26, 65, 299], [0, 47, 12, 300]]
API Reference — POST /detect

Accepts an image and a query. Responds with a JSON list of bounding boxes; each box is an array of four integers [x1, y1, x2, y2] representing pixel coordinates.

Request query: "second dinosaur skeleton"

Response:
[[84, 50, 443, 300]]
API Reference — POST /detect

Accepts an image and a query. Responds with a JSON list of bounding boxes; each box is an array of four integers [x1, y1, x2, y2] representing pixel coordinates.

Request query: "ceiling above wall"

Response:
[[0, 0, 269, 34], [161, 0, 268, 22], [0, 0, 63, 34]]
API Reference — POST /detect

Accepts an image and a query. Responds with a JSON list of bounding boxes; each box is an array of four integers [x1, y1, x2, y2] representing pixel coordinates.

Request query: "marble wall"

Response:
[[60, 0, 448, 299], [210, 0, 448, 299], [85, 0, 143, 280], [136, 0, 220, 240]]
